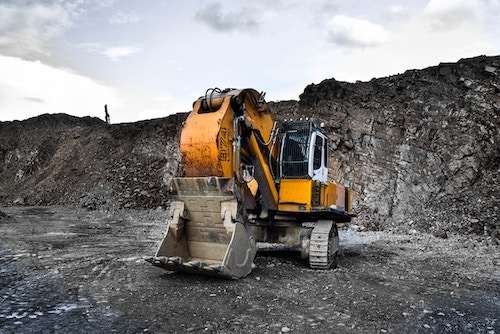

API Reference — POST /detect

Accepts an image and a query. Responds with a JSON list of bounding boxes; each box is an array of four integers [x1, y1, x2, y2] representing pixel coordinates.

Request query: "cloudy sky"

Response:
[[1, 0, 499, 123]]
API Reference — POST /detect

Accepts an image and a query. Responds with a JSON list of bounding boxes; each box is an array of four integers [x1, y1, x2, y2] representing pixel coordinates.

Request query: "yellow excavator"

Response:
[[147, 88, 355, 279]]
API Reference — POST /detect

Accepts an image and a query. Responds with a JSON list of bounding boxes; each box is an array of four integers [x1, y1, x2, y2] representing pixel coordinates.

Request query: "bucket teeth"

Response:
[[209, 264, 224, 273], [148, 256, 184, 267], [168, 256, 183, 265], [185, 260, 205, 269]]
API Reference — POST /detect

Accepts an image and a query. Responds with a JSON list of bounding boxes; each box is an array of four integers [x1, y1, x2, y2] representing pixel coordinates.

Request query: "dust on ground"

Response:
[[1, 206, 498, 333]]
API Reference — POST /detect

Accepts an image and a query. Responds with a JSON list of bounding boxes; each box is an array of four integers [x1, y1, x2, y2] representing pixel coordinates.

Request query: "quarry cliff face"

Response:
[[1, 55, 499, 240], [273, 55, 500, 237]]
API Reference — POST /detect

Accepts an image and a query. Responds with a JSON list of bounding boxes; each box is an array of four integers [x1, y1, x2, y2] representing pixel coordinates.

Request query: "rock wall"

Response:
[[272, 55, 500, 237]]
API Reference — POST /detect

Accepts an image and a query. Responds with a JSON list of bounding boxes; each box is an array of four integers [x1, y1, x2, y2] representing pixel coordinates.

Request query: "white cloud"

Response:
[[325, 15, 391, 48], [0, 55, 121, 121], [108, 10, 143, 24], [389, 5, 405, 15], [384, 5, 409, 21], [310, 0, 498, 84], [195, 2, 259, 32], [423, 0, 485, 31], [79, 43, 142, 61], [103, 46, 142, 61], [0, 2, 73, 61]]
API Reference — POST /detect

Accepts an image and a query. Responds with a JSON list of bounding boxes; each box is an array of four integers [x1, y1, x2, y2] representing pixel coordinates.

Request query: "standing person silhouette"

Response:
[[105, 105, 110, 124]]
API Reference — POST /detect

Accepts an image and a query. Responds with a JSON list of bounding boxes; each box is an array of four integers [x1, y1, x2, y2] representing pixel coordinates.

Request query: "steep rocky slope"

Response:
[[272, 55, 500, 240], [1, 55, 499, 241]]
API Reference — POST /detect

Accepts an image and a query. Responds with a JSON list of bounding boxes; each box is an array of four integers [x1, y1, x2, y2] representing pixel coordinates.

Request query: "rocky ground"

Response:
[[0, 206, 498, 333]]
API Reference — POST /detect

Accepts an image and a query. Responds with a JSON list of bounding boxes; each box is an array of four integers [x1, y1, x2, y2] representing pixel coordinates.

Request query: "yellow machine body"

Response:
[[148, 88, 354, 279], [180, 89, 276, 178], [277, 179, 347, 213]]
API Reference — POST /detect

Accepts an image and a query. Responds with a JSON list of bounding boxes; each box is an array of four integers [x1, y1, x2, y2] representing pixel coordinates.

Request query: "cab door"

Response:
[[310, 131, 328, 184]]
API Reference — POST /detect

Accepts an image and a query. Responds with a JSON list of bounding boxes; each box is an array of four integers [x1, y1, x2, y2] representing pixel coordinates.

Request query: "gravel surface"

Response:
[[1, 206, 498, 333]]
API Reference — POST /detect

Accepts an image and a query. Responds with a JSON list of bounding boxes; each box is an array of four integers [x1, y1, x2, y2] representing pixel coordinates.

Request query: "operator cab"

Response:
[[279, 120, 328, 184]]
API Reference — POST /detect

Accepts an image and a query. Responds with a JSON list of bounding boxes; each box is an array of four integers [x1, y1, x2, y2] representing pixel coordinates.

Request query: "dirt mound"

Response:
[[0, 55, 499, 241], [0, 113, 187, 210]]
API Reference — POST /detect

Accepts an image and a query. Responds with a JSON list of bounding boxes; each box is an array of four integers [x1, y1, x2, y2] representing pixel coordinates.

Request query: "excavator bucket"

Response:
[[147, 177, 257, 279]]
